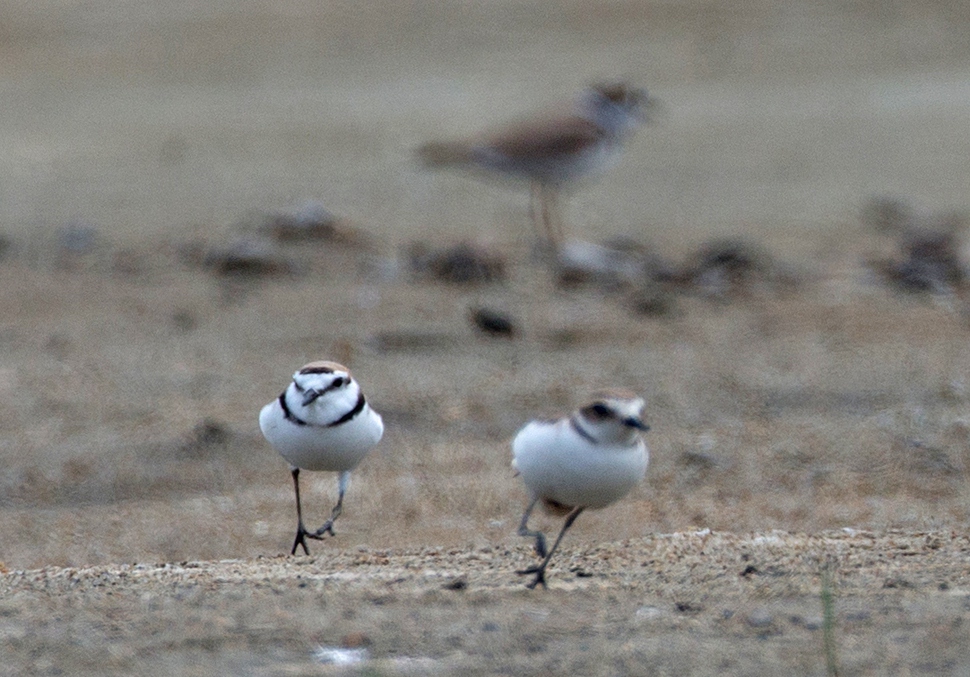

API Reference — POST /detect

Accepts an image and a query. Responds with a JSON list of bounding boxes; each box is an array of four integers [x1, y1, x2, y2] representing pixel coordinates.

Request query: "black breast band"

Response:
[[569, 415, 597, 444], [279, 391, 307, 426], [327, 392, 366, 427], [279, 390, 366, 428]]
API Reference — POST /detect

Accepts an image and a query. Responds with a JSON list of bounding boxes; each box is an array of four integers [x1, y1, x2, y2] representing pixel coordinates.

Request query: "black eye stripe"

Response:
[[583, 402, 614, 419]]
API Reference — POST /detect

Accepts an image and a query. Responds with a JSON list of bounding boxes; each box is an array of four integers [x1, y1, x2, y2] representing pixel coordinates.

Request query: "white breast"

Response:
[[259, 399, 384, 472], [512, 419, 648, 510]]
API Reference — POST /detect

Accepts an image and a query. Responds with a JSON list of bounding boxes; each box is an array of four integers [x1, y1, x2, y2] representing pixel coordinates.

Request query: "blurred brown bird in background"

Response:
[[418, 82, 653, 251]]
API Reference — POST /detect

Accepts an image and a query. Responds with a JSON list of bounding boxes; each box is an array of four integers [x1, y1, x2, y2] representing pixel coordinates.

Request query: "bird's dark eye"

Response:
[[332, 377, 346, 388], [590, 403, 611, 418]]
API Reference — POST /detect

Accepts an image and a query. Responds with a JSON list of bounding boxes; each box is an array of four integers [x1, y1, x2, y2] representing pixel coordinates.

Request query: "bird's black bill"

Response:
[[625, 417, 650, 431]]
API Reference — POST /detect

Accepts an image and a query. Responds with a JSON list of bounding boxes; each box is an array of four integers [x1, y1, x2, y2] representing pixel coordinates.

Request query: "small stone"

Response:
[[203, 238, 294, 277], [871, 227, 967, 294], [259, 201, 376, 249], [745, 609, 773, 628], [314, 646, 368, 665], [340, 632, 372, 648], [635, 606, 665, 621], [677, 237, 776, 298], [265, 200, 337, 241], [675, 601, 703, 614], [556, 239, 645, 288], [408, 241, 506, 284]]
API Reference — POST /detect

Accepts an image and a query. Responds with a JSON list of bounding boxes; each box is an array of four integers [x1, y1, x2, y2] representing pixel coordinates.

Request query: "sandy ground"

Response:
[[4, 530, 970, 676], [4, 0, 970, 674]]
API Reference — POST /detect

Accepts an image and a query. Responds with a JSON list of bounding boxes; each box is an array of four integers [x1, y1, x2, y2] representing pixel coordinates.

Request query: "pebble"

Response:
[[202, 237, 294, 277], [555, 238, 651, 288], [313, 646, 369, 665], [634, 606, 666, 621], [469, 307, 517, 338], [407, 241, 507, 284], [745, 609, 774, 628]]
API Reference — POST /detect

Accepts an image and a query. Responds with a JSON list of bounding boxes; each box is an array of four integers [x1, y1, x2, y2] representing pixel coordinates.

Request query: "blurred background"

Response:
[[2, 0, 970, 571]]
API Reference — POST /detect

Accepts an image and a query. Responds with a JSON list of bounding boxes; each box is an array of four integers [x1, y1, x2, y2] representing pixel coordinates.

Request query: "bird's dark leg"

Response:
[[290, 467, 316, 556], [517, 506, 585, 589], [539, 183, 552, 239], [517, 496, 547, 558], [312, 471, 350, 538], [529, 181, 541, 240], [543, 185, 564, 250]]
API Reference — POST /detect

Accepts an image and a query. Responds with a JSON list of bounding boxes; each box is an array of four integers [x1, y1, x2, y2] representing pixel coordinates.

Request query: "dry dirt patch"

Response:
[[3, 530, 970, 675]]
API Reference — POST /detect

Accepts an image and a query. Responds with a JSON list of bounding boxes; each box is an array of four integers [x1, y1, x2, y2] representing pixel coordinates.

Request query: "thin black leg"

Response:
[[529, 181, 540, 239], [543, 185, 564, 249], [290, 467, 313, 556], [517, 506, 584, 589], [517, 497, 547, 558], [539, 184, 552, 244]]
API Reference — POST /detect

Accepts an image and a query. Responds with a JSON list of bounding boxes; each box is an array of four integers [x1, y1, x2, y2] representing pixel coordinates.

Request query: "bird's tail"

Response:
[[416, 141, 473, 168]]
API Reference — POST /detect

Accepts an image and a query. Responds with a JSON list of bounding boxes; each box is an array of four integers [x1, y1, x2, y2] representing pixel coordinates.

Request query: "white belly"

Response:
[[512, 420, 648, 509], [259, 401, 383, 471]]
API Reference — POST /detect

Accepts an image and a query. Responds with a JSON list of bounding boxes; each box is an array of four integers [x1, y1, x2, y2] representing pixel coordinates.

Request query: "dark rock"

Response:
[[677, 238, 776, 298], [442, 576, 468, 590], [408, 241, 507, 284], [469, 307, 517, 338], [259, 201, 377, 249], [203, 238, 294, 277], [627, 285, 678, 317], [873, 229, 966, 293]]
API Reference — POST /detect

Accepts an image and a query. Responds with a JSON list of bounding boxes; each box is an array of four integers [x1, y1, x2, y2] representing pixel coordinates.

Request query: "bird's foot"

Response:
[[291, 523, 328, 555], [312, 520, 337, 538], [516, 565, 548, 590]]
